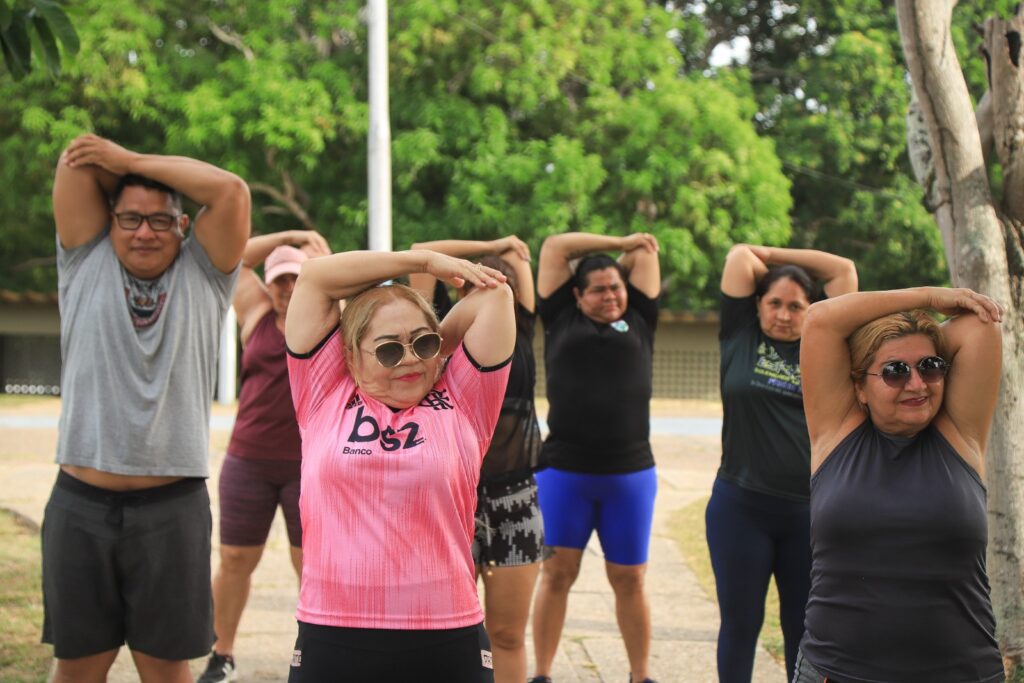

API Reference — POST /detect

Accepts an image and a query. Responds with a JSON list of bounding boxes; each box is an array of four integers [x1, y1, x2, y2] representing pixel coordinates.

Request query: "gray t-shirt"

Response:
[[56, 229, 238, 477]]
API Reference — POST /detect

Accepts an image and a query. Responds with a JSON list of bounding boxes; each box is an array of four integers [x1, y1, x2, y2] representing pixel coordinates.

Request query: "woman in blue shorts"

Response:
[[529, 232, 661, 683]]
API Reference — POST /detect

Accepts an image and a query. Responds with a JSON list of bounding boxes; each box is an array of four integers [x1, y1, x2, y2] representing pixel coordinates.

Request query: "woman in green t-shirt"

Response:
[[708, 244, 857, 683]]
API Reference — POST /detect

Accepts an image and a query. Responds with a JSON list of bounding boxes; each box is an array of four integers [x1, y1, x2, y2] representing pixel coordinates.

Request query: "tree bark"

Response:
[[897, 0, 1024, 669]]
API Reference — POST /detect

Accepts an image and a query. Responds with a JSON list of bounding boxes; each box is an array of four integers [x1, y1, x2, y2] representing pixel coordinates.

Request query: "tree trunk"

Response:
[[897, 0, 1024, 671]]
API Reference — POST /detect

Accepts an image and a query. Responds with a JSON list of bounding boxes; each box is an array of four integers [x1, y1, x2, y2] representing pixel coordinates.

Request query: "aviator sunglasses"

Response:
[[861, 356, 950, 388], [363, 332, 443, 368]]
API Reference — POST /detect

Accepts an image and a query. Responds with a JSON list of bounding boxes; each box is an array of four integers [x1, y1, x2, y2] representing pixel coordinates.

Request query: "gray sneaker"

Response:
[[198, 651, 237, 683]]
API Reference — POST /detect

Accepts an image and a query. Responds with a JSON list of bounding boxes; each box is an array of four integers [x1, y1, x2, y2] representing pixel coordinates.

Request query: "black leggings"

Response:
[[287, 621, 494, 682], [706, 477, 811, 683]]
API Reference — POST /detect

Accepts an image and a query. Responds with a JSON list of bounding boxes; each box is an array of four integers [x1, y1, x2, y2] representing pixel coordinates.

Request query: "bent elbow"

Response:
[[840, 257, 859, 287], [803, 300, 830, 335], [487, 281, 515, 310], [226, 174, 252, 208]]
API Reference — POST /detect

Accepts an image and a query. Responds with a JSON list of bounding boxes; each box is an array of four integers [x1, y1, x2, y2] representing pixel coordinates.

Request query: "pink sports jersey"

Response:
[[287, 328, 510, 629]]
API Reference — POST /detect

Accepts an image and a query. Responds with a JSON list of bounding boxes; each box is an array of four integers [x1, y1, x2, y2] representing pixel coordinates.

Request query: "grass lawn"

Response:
[[666, 496, 786, 664], [0, 510, 50, 682]]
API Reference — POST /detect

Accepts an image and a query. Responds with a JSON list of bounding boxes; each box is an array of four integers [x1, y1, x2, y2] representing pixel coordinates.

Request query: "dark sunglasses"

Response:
[[862, 356, 950, 388], [364, 332, 442, 368]]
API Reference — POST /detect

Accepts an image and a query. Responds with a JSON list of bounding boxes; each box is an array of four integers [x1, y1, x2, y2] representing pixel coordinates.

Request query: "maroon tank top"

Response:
[[227, 310, 302, 460]]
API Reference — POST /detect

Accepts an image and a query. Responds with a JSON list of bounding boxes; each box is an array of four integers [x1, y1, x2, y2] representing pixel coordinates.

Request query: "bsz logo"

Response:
[[347, 405, 425, 451]]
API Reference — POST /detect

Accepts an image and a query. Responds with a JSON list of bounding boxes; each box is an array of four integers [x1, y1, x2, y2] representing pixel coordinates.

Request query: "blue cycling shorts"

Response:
[[534, 466, 657, 565]]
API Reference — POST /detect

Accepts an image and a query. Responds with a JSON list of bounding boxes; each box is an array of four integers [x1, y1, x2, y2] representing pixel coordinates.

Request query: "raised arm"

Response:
[[934, 304, 1002, 464], [720, 245, 770, 297], [235, 230, 331, 339], [721, 244, 857, 298], [53, 146, 119, 249], [617, 234, 661, 299], [63, 134, 251, 273], [285, 250, 507, 354], [801, 287, 1002, 472], [439, 284, 516, 367], [410, 236, 535, 312], [537, 232, 658, 298]]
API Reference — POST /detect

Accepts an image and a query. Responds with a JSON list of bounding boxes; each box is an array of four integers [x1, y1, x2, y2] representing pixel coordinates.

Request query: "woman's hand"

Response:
[[492, 235, 531, 261], [746, 244, 772, 263], [621, 232, 659, 254], [423, 252, 507, 289], [289, 230, 331, 258], [927, 287, 1004, 323]]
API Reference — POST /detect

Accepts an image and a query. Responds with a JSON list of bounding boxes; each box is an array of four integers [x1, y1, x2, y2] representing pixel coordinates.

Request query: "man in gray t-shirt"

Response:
[[43, 134, 249, 681]]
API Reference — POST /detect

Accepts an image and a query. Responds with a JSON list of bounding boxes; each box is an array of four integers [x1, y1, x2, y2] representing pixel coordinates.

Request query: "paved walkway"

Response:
[[0, 399, 783, 682]]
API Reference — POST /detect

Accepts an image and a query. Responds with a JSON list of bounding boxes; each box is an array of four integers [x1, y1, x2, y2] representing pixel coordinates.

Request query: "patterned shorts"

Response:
[[472, 474, 544, 568]]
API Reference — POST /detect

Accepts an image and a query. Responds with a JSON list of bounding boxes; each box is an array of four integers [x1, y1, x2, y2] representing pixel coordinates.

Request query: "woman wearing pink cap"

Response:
[[199, 230, 330, 683]]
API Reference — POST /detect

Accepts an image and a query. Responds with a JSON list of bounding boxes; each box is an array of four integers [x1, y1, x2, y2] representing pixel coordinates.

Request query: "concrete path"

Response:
[[0, 399, 784, 682]]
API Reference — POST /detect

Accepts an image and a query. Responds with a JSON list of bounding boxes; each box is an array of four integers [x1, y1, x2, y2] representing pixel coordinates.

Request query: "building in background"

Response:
[[0, 294, 721, 401], [0, 290, 60, 395]]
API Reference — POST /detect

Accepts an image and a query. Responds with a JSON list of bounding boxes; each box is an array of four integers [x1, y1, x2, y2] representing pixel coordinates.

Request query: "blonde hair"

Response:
[[849, 309, 945, 379], [340, 283, 440, 352]]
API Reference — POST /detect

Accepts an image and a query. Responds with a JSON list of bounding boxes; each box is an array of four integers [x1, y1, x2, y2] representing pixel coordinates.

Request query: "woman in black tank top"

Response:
[[798, 287, 1005, 682]]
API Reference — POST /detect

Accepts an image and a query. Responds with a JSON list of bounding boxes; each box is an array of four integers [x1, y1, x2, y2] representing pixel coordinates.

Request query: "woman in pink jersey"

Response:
[[200, 230, 330, 683], [284, 249, 515, 682]]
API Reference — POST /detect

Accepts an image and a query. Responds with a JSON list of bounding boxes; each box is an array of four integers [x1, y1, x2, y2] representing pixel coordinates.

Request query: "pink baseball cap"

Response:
[[264, 245, 308, 285]]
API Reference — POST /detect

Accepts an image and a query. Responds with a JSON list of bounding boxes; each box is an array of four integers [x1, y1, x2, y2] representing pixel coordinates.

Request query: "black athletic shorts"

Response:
[[41, 470, 214, 660], [287, 621, 494, 682]]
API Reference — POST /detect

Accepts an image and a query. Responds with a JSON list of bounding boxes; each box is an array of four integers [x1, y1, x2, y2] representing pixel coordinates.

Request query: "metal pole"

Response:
[[217, 307, 237, 406], [367, 0, 393, 252]]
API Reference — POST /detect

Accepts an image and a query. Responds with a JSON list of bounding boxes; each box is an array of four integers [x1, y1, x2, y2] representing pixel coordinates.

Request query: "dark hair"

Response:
[[755, 265, 817, 302], [111, 174, 184, 213], [574, 254, 626, 291], [462, 256, 518, 298]]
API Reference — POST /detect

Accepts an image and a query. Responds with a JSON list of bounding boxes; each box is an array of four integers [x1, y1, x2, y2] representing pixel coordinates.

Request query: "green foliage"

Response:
[[681, 1, 1019, 292], [0, 0, 79, 79], [681, 1, 929, 289], [814, 176, 948, 293], [0, 0, 791, 311]]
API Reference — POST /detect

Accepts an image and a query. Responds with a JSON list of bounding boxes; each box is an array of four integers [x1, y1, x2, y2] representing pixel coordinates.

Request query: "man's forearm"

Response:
[[126, 154, 247, 209]]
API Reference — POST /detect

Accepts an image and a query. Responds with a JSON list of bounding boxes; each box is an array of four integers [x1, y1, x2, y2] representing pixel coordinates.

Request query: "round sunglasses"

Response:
[[861, 355, 950, 388], [362, 332, 443, 368]]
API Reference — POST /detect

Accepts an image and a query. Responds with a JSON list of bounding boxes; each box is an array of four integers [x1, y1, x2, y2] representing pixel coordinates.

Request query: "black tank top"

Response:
[[800, 419, 1003, 683]]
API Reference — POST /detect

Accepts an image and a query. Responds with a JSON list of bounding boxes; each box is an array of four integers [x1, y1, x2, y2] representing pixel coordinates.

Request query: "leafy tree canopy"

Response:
[[677, 0, 1019, 293], [0, 0, 79, 80], [1, 0, 791, 310]]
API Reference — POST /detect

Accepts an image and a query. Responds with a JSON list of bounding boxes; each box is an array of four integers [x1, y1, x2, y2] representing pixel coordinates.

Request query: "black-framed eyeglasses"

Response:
[[362, 332, 443, 368], [113, 212, 181, 232], [862, 356, 950, 389]]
